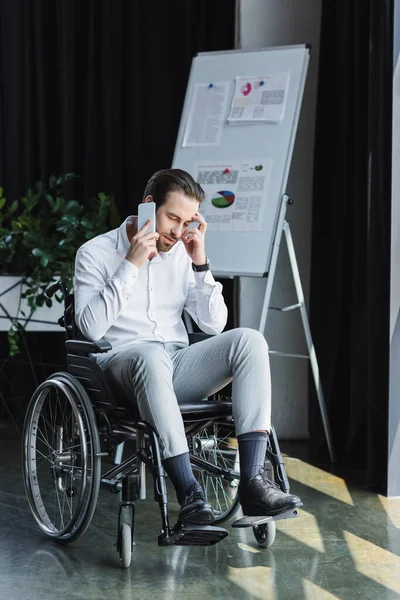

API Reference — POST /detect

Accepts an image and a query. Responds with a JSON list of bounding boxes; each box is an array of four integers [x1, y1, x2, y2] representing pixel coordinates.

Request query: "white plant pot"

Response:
[[0, 276, 63, 332]]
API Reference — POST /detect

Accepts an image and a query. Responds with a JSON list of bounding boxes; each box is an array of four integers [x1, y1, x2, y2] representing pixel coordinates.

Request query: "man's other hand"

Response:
[[182, 212, 207, 266]]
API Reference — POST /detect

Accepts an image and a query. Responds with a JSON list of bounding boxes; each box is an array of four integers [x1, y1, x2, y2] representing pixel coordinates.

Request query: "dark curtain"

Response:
[[0, 0, 235, 211], [0, 0, 235, 428], [309, 0, 393, 491]]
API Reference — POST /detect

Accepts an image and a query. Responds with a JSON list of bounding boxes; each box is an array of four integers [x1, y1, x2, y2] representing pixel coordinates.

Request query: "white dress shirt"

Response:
[[74, 217, 228, 356]]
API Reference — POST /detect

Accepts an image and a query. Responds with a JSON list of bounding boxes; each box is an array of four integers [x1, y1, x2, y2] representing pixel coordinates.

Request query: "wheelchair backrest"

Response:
[[62, 293, 119, 411]]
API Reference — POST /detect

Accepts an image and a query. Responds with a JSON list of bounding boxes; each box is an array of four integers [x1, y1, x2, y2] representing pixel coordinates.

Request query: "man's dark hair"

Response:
[[143, 169, 205, 207]]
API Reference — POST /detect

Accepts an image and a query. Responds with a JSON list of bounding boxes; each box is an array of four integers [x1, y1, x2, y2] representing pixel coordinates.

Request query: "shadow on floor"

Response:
[[1, 426, 400, 600]]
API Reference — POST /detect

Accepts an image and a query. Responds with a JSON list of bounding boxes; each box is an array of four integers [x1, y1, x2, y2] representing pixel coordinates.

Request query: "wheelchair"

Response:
[[22, 280, 300, 568]]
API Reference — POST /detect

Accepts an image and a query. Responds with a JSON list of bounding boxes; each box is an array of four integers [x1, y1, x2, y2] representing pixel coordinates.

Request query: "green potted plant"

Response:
[[0, 173, 120, 355]]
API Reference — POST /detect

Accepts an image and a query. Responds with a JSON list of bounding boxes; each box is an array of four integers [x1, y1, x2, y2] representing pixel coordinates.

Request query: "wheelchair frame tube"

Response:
[[135, 422, 170, 535], [136, 430, 146, 500]]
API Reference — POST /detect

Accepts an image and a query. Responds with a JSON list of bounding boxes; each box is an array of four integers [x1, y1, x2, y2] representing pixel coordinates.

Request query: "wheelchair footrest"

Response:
[[273, 507, 301, 521], [158, 523, 228, 547], [232, 506, 302, 528], [231, 515, 273, 528]]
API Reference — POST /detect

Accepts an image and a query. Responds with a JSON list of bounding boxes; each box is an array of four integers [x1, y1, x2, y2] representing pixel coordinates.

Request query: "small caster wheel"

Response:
[[253, 521, 276, 548], [119, 522, 132, 568]]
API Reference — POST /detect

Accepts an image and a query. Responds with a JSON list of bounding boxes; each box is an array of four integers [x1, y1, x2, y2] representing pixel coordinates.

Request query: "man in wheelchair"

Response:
[[73, 168, 302, 527]]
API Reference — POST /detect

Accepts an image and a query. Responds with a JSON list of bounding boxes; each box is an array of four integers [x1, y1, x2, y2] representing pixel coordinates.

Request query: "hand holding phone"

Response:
[[126, 202, 159, 267]]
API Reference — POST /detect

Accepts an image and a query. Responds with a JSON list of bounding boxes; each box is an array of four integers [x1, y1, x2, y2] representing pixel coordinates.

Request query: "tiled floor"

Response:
[[1, 432, 400, 600]]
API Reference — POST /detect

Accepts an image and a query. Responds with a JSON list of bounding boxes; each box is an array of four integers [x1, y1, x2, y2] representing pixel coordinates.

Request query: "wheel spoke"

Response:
[[193, 424, 239, 522], [53, 472, 65, 531], [34, 447, 53, 463], [36, 425, 55, 452]]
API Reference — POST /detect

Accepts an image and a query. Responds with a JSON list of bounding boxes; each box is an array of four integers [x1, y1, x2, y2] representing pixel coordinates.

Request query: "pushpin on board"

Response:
[[260, 80, 265, 86], [208, 83, 214, 88], [224, 168, 230, 174]]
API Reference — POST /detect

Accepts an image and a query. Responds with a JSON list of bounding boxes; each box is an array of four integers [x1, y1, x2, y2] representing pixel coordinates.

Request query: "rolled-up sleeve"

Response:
[[184, 269, 228, 335], [74, 248, 139, 341]]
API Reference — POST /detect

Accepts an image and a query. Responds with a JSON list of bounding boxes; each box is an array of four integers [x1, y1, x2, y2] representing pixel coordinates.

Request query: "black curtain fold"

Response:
[[310, 0, 393, 491], [0, 0, 235, 211], [0, 0, 235, 422]]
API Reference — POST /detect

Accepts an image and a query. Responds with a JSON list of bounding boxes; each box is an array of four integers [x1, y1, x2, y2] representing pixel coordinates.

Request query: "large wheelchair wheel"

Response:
[[191, 422, 240, 524], [22, 372, 101, 543]]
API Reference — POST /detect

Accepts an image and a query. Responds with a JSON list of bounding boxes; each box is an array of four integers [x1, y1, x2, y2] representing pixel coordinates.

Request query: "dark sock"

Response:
[[238, 432, 268, 486], [163, 452, 198, 504]]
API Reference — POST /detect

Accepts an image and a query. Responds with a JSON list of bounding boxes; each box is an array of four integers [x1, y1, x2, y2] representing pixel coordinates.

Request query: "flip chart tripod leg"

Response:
[[284, 221, 336, 463], [259, 195, 289, 333]]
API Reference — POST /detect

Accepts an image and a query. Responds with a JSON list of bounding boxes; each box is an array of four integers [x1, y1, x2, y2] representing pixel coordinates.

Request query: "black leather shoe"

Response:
[[178, 482, 215, 525], [239, 468, 303, 517]]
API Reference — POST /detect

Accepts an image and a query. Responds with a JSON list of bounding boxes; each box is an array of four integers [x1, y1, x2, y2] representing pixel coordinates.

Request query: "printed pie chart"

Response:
[[211, 190, 235, 209], [241, 82, 252, 96]]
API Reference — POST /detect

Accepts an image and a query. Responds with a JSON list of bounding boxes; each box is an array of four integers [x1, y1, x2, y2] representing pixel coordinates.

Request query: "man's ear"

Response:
[[143, 195, 153, 203]]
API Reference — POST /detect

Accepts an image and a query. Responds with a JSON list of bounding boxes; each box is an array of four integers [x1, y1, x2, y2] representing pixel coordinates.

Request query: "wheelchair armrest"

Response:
[[188, 333, 215, 345], [65, 339, 112, 354]]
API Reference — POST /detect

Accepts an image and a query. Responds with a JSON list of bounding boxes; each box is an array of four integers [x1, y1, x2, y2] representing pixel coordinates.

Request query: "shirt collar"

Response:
[[116, 217, 131, 254], [116, 216, 181, 259]]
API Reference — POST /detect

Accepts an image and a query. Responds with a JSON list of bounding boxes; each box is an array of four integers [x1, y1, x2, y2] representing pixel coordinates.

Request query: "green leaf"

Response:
[[32, 248, 43, 257], [55, 197, 66, 212], [40, 255, 49, 268], [23, 288, 35, 296], [65, 200, 82, 216], [36, 294, 45, 307], [45, 298, 52, 308], [0, 186, 3, 198], [81, 217, 94, 229], [49, 175, 57, 188], [0, 197, 6, 211], [8, 200, 18, 215], [45, 194, 55, 210]]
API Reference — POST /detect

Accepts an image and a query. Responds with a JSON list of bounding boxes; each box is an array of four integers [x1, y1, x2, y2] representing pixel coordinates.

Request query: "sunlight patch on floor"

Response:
[[276, 508, 325, 552], [283, 457, 354, 506], [344, 530, 400, 594], [378, 495, 400, 529], [303, 579, 341, 599], [237, 542, 262, 554], [228, 566, 276, 599]]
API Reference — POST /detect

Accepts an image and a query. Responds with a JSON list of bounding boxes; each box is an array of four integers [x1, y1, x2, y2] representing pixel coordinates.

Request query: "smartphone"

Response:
[[187, 219, 199, 230], [138, 202, 156, 232]]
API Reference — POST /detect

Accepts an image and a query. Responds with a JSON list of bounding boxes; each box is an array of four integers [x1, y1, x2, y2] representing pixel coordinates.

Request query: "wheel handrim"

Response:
[[23, 379, 93, 537]]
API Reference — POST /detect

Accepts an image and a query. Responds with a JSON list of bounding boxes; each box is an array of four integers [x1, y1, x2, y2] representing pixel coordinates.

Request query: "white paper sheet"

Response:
[[182, 82, 230, 147], [228, 73, 290, 123], [196, 159, 273, 232]]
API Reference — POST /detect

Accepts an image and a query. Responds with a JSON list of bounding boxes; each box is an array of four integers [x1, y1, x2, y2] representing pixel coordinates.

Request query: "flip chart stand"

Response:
[[258, 194, 335, 463]]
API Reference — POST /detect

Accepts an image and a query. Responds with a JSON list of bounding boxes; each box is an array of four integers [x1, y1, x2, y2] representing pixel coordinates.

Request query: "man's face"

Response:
[[151, 192, 200, 252]]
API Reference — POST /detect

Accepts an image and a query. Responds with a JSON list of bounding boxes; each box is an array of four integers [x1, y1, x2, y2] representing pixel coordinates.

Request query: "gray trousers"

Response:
[[98, 327, 271, 459]]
